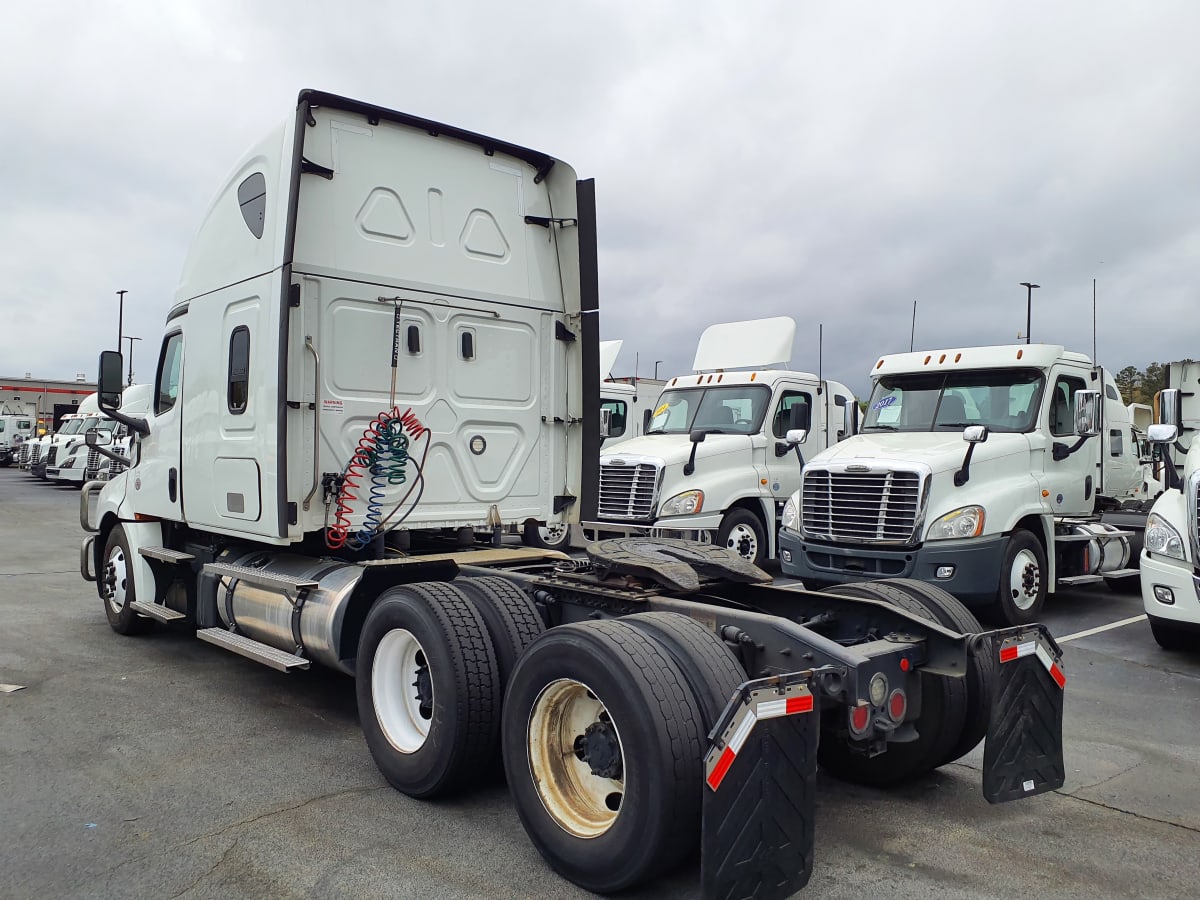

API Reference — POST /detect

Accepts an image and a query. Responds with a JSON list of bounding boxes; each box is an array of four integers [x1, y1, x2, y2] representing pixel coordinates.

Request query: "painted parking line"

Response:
[[1057, 614, 1148, 644]]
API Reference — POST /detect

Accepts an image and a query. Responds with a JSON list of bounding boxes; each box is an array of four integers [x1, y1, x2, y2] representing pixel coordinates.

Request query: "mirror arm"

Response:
[[101, 408, 149, 437], [683, 442, 700, 476], [1051, 434, 1091, 462], [954, 444, 977, 487]]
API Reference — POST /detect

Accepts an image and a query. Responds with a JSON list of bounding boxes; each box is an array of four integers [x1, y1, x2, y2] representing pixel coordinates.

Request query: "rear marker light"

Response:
[[888, 690, 907, 722], [849, 704, 870, 734]]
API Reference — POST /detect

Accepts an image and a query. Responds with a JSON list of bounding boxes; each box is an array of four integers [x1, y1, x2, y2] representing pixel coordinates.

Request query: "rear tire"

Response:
[[101, 525, 153, 636], [356, 582, 500, 799], [716, 508, 766, 566], [815, 582, 968, 786], [503, 620, 705, 893], [622, 611, 746, 733], [1149, 616, 1198, 651], [454, 576, 545, 690], [875, 579, 994, 764]]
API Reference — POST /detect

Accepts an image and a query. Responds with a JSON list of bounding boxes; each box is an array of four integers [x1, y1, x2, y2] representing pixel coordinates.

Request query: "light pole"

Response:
[[1019, 282, 1040, 344], [116, 289, 128, 352], [123, 336, 142, 386], [654, 360, 664, 379]]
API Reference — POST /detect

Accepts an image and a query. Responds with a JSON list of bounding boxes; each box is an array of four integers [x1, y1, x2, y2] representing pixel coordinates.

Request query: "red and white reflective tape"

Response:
[[999, 637, 1066, 689], [705, 686, 814, 791]]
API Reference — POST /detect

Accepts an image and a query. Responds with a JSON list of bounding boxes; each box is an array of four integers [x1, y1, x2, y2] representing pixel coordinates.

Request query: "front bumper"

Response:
[[582, 512, 723, 544], [1139, 551, 1200, 626], [778, 529, 1008, 607]]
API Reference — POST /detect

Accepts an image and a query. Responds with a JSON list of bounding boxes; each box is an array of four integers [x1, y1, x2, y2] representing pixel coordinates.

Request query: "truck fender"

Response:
[[97, 517, 165, 605]]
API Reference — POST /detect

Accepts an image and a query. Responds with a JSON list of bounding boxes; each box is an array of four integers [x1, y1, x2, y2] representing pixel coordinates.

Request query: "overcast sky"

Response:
[[3, 1, 1198, 399]]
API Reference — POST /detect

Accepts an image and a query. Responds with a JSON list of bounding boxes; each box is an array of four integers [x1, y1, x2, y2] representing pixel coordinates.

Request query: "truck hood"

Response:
[[601, 433, 751, 468], [813, 431, 1028, 475]]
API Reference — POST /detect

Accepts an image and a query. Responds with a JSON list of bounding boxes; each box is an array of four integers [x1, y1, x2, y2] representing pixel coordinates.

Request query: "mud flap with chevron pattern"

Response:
[[982, 625, 1066, 803], [700, 673, 818, 900]]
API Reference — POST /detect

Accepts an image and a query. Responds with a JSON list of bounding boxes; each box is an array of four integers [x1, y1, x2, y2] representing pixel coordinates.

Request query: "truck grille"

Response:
[[46, 446, 58, 466], [801, 467, 926, 544], [30, 445, 42, 465], [1189, 470, 1200, 566], [598, 460, 661, 521], [87, 447, 101, 473], [18, 443, 31, 466]]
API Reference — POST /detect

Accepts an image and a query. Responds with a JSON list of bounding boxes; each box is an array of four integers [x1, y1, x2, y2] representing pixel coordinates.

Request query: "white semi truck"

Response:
[[590, 317, 858, 566], [77, 90, 1068, 897], [26, 394, 100, 478], [1139, 365, 1200, 650], [780, 344, 1151, 626], [47, 385, 151, 486], [0, 407, 34, 466], [598, 339, 665, 449]]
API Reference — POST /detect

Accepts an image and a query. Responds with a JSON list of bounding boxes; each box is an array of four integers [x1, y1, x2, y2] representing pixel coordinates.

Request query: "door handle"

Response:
[[169, 467, 178, 503]]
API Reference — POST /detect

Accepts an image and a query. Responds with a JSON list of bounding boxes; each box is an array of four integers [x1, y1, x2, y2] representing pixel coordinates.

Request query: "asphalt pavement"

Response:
[[2, 469, 1198, 899]]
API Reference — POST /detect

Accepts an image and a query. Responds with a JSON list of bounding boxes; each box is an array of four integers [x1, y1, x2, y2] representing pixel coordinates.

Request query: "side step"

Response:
[[197, 628, 311, 672], [202, 562, 316, 598], [1057, 574, 1104, 586], [139, 546, 195, 563], [130, 600, 186, 622], [1102, 567, 1139, 579]]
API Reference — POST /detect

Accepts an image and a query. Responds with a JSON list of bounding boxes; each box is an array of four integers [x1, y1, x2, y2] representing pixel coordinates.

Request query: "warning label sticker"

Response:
[[321, 399, 345, 415]]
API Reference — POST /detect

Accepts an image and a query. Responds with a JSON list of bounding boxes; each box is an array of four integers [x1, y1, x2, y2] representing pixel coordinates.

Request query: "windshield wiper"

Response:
[[863, 424, 899, 431], [936, 422, 975, 429]]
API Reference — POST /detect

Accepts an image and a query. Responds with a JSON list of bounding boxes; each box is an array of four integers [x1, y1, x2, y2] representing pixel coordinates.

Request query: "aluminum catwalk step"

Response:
[[196, 628, 311, 672]]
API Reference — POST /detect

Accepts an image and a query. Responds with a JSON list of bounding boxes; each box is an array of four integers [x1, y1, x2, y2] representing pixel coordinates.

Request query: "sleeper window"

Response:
[[228, 326, 250, 414]]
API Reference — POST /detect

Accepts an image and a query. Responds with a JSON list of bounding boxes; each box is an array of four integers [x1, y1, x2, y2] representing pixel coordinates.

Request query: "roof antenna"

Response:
[[910, 300, 917, 352]]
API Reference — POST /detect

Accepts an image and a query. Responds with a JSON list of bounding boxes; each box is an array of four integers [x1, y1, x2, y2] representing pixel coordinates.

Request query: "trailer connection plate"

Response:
[[982, 625, 1066, 803], [701, 672, 818, 900]]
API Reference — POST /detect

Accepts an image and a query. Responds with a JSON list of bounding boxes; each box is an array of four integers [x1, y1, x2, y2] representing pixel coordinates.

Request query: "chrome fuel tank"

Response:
[[214, 551, 364, 674]]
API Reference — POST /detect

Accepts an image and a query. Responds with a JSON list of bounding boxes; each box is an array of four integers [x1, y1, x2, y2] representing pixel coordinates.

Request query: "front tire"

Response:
[[356, 583, 500, 799], [503, 620, 706, 893], [990, 529, 1047, 626], [522, 519, 571, 551], [101, 525, 153, 635], [716, 508, 766, 566]]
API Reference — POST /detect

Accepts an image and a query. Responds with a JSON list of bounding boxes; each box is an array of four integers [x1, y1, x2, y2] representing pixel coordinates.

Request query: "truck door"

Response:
[[764, 388, 812, 507], [1034, 370, 1093, 515], [130, 331, 185, 521]]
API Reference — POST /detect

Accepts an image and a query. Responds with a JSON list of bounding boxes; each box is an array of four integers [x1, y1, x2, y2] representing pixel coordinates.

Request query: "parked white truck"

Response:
[[780, 344, 1151, 626], [0, 407, 34, 467], [598, 339, 665, 449], [77, 90, 1068, 897], [1139, 365, 1200, 650], [590, 317, 858, 566], [26, 395, 99, 478], [47, 385, 151, 486]]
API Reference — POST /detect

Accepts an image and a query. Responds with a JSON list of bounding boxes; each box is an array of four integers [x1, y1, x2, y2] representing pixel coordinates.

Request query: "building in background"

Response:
[[0, 374, 98, 433]]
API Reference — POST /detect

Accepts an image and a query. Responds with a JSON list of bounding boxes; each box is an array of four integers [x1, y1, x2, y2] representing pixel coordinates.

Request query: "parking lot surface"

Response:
[[2, 469, 1199, 899]]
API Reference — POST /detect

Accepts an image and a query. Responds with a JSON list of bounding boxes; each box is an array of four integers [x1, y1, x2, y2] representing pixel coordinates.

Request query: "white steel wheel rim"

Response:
[[527, 678, 625, 838], [539, 524, 569, 547], [1009, 549, 1041, 611], [725, 523, 759, 560], [372, 628, 433, 754], [106, 546, 128, 616]]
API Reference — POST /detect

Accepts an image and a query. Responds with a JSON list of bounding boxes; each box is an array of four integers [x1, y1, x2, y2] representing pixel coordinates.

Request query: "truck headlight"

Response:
[[1144, 512, 1186, 561], [660, 490, 704, 517], [61, 456, 75, 469], [781, 495, 799, 532], [927, 506, 985, 540]]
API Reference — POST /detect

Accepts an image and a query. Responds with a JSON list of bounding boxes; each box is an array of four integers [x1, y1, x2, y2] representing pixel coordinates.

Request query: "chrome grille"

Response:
[[18, 443, 31, 466], [87, 447, 101, 473], [598, 460, 661, 520], [801, 467, 924, 544], [1189, 469, 1200, 566], [30, 444, 42, 465]]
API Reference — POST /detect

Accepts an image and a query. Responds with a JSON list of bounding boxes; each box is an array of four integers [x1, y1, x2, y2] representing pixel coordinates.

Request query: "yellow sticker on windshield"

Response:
[[654, 403, 669, 417]]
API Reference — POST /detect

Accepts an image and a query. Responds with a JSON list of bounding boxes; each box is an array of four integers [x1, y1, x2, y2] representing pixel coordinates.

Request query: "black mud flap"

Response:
[[982, 625, 1066, 803], [701, 673, 818, 900], [587, 537, 771, 593]]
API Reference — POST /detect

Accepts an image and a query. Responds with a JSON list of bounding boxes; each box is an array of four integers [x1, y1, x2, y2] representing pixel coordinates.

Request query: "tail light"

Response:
[[887, 689, 908, 723]]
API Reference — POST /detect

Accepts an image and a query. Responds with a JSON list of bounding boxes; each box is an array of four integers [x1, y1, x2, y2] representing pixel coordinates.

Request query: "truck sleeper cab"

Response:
[[79, 91, 1067, 898]]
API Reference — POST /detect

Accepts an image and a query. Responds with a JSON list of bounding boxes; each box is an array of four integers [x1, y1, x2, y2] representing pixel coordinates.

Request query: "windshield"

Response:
[[0, 421, 5, 433], [863, 369, 1044, 433], [58, 419, 84, 435], [84, 418, 118, 433], [647, 384, 772, 435]]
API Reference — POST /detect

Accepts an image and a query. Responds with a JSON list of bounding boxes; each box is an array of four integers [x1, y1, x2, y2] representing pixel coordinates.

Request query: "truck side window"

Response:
[[1048, 375, 1085, 437], [1110, 429, 1123, 457], [228, 326, 251, 414], [600, 400, 627, 437], [155, 332, 184, 415], [772, 391, 812, 439]]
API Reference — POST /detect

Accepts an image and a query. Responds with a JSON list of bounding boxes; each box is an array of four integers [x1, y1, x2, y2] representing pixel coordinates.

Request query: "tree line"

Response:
[[1113, 361, 1195, 405]]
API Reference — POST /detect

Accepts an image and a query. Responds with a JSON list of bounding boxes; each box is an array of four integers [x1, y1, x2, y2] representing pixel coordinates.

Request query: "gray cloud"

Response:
[[2, 1, 1197, 399]]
